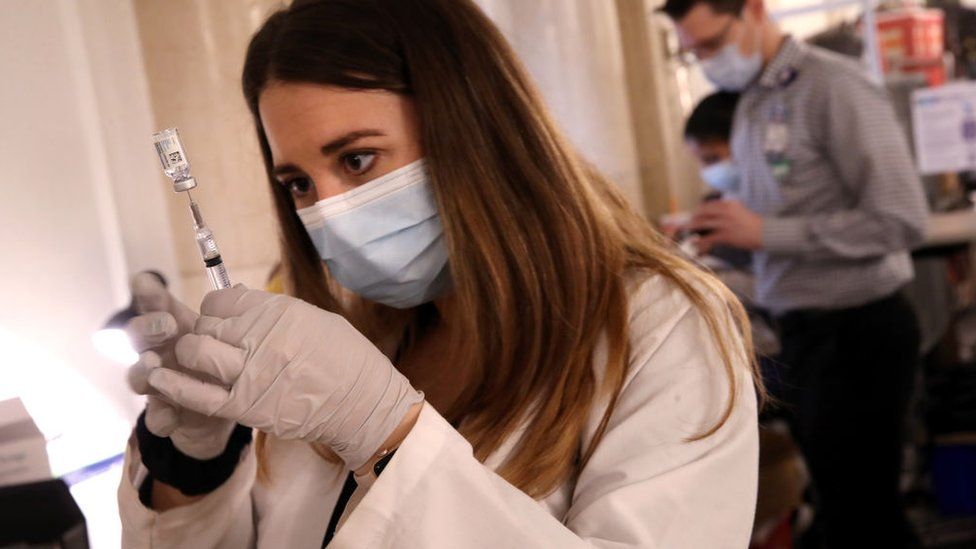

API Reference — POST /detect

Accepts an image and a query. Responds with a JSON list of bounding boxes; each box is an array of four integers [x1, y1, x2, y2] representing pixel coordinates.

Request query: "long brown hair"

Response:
[[242, 0, 762, 497]]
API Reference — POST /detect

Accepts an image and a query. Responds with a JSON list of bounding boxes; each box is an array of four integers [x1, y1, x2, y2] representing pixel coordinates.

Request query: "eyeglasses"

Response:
[[675, 17, 737, 62]]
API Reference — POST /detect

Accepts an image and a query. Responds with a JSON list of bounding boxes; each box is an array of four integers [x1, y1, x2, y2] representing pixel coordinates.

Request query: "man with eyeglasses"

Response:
[[662, 0, 928, 547]]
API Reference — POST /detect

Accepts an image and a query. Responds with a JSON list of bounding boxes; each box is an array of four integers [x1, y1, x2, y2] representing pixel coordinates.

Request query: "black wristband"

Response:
[[135, 411, 252, 496]]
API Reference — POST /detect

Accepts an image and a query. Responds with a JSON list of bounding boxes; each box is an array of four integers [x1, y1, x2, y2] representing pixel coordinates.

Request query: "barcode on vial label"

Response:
[[155, 137, 183, 167]]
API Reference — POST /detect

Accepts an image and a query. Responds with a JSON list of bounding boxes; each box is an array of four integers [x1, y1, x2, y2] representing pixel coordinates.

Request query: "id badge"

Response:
[[765, 102, 791, 180]]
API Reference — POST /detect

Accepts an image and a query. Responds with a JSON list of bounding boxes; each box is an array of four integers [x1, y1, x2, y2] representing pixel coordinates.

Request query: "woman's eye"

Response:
[[285, 177, 313, 197], [341, 152, 376, 176]]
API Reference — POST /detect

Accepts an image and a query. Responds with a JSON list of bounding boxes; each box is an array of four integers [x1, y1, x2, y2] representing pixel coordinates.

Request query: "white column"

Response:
[[477, 0, 647, 215], [73, 0, 182, 290]]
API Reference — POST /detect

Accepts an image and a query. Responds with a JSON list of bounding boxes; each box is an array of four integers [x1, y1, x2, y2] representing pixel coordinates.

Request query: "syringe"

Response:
[[186, 189, 232, 290], [152, 127, 233, 290]]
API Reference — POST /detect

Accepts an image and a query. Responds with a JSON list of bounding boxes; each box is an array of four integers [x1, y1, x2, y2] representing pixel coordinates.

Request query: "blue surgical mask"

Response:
[[296, 159, 450, 309], [700, 37, 762, 91], [700, 160, 740, 194]]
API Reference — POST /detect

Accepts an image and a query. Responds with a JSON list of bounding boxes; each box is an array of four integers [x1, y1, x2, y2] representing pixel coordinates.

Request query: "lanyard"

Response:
[[765, 100, 791, 181], [763, 67, 798, 181]]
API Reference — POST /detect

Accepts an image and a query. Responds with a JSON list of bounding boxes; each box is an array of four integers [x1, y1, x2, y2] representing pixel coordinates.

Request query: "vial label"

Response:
[[154, 138, 186, 170], [152, 128, 191, 180]]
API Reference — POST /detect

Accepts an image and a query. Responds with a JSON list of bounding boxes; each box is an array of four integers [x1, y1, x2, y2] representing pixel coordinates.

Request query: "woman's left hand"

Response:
[[146, 285, 423, 471]]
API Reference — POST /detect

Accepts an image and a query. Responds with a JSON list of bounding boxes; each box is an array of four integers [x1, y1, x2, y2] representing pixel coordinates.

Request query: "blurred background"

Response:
[[1, 0, 976, 547]]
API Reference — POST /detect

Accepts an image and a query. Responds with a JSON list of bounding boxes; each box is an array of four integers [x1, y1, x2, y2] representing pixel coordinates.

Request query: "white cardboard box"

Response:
[[911, 81, 976, 175], [0, 397, 52, 487]]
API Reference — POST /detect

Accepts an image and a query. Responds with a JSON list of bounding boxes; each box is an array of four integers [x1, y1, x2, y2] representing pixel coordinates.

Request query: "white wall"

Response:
[[0, 0, 178, 427], [0, 1, 180, 546], [74, 0, 182, 287]]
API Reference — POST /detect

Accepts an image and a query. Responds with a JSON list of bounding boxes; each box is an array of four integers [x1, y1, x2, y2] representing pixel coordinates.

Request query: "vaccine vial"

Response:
[[152, 127, 198, 192]]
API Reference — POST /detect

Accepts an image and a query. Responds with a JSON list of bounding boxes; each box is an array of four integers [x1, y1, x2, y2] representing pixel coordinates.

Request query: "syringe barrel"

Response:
[[197, 228, 232, 289], [205, 260, 232, 290]]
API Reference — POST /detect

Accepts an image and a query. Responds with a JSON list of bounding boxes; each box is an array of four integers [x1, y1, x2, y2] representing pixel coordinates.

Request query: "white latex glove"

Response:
[[146, 286, 424, 471], [124, 272, 238, 460]]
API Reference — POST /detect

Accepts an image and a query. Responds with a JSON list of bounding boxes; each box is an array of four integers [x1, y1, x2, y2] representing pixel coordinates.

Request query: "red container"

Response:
[[875, 8, 945, 70]]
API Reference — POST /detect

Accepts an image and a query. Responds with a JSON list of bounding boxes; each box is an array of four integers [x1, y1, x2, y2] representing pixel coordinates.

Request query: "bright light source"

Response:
[[91, 329, 138, 366], [0, 325, 134, 477]]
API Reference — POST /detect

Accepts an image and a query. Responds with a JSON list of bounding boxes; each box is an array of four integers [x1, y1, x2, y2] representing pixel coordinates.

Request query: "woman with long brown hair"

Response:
[[119, 0, 761, 546]]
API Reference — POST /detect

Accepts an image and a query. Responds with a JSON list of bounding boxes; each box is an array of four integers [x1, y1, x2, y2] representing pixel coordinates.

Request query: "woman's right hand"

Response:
[[124, 272, 237, 460]]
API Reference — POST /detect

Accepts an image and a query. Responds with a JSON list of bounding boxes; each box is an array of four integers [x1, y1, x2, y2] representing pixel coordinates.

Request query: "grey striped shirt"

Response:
[[731, 36, 928, 314]]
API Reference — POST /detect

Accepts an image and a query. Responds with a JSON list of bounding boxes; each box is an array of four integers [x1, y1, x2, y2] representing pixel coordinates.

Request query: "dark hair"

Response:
[[661, 0, 746, 21], [684, 91, 740, 144], [242, 0, 761, 497]]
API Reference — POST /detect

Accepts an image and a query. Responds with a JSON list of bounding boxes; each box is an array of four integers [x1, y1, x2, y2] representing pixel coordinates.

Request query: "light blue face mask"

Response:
[[296, 159, 450, 309], [699, 29, 762, 91], [700, 160, 740, 194]]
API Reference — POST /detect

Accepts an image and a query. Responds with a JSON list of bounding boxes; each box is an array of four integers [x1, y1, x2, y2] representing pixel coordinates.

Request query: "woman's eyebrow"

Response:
[[271, 129, 386, 177], [272, 163, 301, 178], [320, 129, 386, 156]]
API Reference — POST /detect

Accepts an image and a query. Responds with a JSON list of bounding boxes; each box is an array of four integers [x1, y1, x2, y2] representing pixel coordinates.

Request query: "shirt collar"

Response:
[[756, 35, 806, 89]]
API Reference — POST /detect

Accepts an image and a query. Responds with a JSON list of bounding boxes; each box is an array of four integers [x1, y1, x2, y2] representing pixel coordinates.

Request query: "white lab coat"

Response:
[[118, 274, 759, 548]]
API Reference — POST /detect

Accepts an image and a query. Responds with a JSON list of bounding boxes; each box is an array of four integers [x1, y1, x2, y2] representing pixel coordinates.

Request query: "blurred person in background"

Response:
[[663, 0, 929, 546], [685, 90, 742, 200], [682, 91, 778, 358], [685, 92, 808, 549]]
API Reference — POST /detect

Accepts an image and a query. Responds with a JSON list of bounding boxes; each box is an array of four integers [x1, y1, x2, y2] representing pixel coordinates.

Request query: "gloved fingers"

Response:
[[148, 367, 231, 418], [127, 351, 161, 394], [201, 284, 278, 320], [194, 315, 221, 336], [131, 272, 198, 331], [169, 295, 200, 334], [193, 315, 246, 344], [125, 312, 178, 352], [130, 272, 168, 314], [144, 395, 179, 437], [175, 333, 246, 386]]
